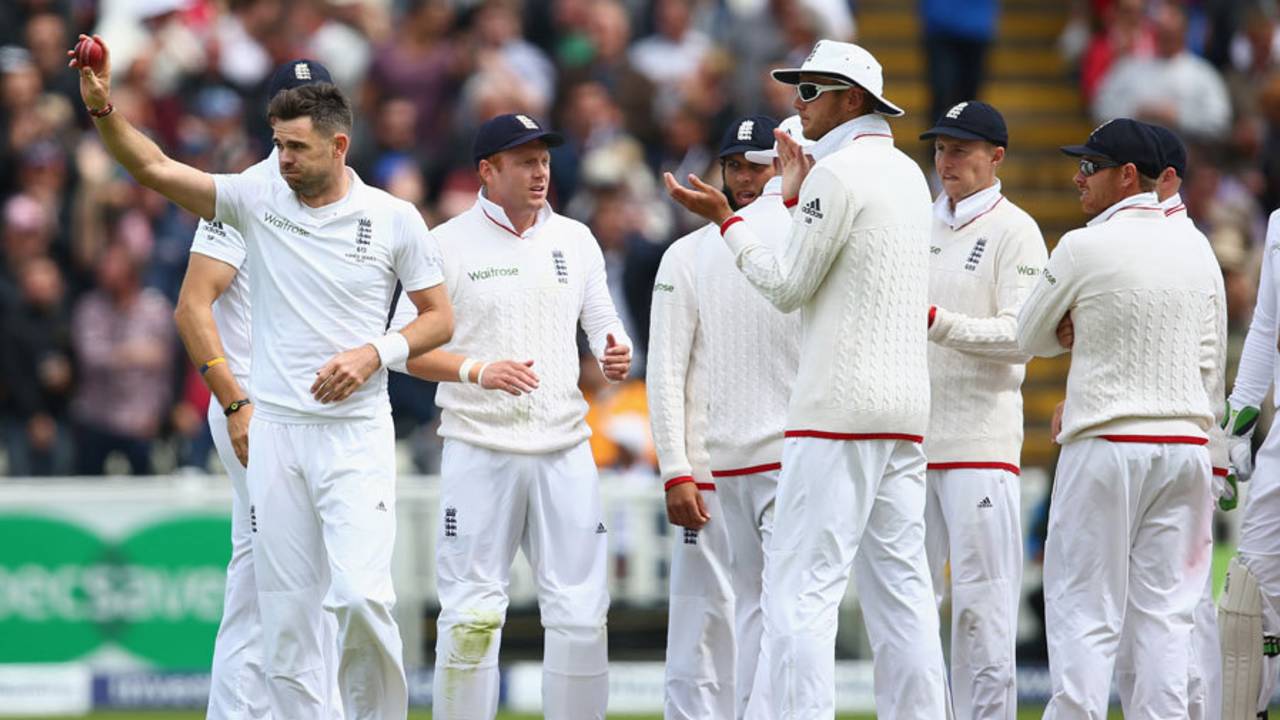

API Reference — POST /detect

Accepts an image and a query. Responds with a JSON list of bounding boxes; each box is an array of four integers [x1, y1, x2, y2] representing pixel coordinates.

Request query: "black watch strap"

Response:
[[224, 398, 251, 417]]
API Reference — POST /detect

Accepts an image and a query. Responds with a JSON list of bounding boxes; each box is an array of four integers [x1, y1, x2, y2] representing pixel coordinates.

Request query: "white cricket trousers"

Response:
[[247, 415, 406, 720], [924, 467, 1021, 720], [1043, 438, 1212, 720], [716, 467, 779, 720], [764, 436, 949, 720], [433, 439, 609, 720], [665, 485, 736, 720], [1115, 503, 1221, 720], [1234, 418, 1280, 713], [207, 404, 344, 720], [206, 401, 271, 720]]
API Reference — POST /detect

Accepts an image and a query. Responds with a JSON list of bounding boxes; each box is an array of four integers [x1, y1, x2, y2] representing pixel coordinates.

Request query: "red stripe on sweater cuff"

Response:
[[719, 216, 744, 235], [928, 305, 937, 328], [696, 482, 717, 491], [664, 476, 695, 491], [1213, 467, 1229, 477], [783, 196, 799, 208]]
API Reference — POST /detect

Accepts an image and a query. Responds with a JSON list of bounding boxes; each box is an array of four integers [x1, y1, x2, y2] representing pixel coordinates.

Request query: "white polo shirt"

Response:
[[422, 191, 629, 454], [213, 168, 443, 422], [189, 151, 278, 387]]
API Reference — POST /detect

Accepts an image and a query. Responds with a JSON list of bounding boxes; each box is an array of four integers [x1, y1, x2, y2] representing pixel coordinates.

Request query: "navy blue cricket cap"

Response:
[[1060, 118, 1165, 179], [473, 113, 564, 165], [266, 59, 333, 99], [920, 101, 1008, 147], [719, 115, 779, 159], [1150, 123, 1187, 178]]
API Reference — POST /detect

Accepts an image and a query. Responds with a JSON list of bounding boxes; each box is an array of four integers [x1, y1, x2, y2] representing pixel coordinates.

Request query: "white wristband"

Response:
[[476, 362, 491, 387], [370, 332, 410, 370], [459, 358, 478, 384]]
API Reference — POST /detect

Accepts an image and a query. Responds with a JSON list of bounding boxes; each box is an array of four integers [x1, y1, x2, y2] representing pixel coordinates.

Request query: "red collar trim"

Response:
[[953, 195, 1005, 233], [1164, 204, 1186, 216], [482, 209, 525, 239], [1111, 205, 1165, 216], [851, 132, 893, 142]]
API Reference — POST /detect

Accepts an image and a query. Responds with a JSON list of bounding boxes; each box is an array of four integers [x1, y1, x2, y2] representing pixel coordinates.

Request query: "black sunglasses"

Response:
[[1078, 158, 1121, 177]]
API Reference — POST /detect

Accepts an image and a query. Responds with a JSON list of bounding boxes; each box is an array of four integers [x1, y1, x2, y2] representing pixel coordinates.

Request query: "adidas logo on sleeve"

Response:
[[801, 198, 824, 224]]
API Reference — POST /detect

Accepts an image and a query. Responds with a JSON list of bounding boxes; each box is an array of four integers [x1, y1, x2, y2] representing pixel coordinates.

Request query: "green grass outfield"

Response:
[[2, 707, 1121, 712]]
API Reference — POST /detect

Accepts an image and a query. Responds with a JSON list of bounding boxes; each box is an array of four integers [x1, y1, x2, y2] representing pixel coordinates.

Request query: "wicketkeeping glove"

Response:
[[1218, 401, 1260, 511], [1223, 401, 1261, 483], [1217, 471, 1239, 512]]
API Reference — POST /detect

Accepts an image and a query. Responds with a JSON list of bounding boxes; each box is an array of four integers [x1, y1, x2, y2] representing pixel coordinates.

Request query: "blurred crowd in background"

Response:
[[1065, 0, 1273, 317], [0, 0, 1276, 480]]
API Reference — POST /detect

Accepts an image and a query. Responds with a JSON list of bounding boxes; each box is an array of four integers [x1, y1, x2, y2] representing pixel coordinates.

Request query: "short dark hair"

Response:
[[267, 83, 353, 136]]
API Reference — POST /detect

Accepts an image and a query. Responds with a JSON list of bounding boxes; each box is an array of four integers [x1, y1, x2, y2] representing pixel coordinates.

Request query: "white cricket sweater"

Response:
[[721, 114, 933, 439], [926, 181, 1047, 471], [1228, 208, 1280, 411], [432, 193, 629, 454], [648, 229, 714, 490], [697, 178, 801, 474], [1016, 192, 1228, 468]]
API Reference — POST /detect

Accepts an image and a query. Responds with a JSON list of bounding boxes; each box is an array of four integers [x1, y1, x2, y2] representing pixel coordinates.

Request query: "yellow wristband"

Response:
[[200, 357, 227, 375]]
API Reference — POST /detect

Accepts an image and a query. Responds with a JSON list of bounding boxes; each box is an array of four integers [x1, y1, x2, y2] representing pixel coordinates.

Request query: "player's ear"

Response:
[[1124, 162, 1141, 191], [332, 132, 349, 158], [991, 145, 1005, 166]]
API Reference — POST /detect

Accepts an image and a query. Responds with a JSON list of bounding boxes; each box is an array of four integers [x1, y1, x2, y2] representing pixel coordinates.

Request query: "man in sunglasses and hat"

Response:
[[665, 39, 949, 718], [1015, 118, 1228, 718], [398, 113, 630, 720], [919, 100, 1047, 719]]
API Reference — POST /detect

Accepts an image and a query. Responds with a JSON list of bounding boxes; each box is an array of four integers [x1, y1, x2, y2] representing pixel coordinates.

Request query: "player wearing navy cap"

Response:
[[1146, 123, 1225, 720], [1017, 118, 1228, 718], [394, 113, 630, 720], [651, 114, 805, 719], [174, 58, 348, 720], [919, 100, 1046, 719]]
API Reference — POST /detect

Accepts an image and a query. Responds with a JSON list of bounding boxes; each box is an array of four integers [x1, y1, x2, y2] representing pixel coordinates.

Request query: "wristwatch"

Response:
[[224, 398, 252, 417]]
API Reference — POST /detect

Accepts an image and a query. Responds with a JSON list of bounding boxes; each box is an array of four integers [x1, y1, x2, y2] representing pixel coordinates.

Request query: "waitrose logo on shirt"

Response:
[[468, 266, 520, 281], [263, 212, 311, 237]]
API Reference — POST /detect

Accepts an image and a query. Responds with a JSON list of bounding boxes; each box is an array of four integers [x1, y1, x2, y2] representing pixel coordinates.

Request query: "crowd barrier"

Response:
[[0, 469, 1083, 714]]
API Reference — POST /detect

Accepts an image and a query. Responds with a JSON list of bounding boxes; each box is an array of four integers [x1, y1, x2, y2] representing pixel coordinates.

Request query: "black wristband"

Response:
[[224, 398, 251, 417]]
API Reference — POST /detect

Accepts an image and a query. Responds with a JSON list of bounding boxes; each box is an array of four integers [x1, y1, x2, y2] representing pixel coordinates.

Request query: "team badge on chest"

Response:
[[552, 249, 569, 284], [345, 217, 375, 264], [964, 237, 987, 271]]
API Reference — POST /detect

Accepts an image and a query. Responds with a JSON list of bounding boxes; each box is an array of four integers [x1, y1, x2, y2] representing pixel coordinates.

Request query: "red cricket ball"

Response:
[[75, 37, 104, 72]]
